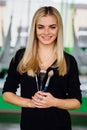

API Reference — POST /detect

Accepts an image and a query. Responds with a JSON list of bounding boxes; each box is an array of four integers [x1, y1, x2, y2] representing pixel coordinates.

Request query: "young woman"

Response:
[[2, 6, 82, 130]]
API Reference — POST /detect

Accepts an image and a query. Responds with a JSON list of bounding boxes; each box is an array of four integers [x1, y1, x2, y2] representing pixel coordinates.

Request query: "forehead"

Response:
[[36, 15, 57, 25]]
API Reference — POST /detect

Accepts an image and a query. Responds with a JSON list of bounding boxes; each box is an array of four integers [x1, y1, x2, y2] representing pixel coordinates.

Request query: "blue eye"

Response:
[[38, 26, 43, 29], [37, 25, 44, 29], [50, 26, 56, 29]]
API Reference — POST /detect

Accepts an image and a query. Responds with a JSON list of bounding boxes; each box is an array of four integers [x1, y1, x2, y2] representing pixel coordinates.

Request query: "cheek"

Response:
[[52, 32, 58, 37], [51, 29, 58, 35], [36, 29, 43, 35]]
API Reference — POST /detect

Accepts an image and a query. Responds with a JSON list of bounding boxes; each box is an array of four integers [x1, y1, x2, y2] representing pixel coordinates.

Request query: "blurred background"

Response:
[[0, 0, 87, 130]]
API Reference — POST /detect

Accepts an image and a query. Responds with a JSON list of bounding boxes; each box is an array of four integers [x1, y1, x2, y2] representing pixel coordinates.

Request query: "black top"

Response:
[[2, 48, 82, 130]]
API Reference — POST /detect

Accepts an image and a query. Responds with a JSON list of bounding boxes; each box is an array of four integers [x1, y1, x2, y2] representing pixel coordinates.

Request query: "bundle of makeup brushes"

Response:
[[35, 70, 54, 92]]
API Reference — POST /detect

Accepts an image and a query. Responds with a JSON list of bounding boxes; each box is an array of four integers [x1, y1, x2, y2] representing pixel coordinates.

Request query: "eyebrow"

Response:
[[36, 24, 57, 26]]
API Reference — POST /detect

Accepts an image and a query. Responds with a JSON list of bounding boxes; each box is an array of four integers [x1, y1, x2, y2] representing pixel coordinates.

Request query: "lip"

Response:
[[42, 36, 52, 40]]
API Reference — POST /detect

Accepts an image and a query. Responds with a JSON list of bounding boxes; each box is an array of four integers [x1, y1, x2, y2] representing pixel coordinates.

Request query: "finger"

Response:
[[37, 91, 48, 96], [32, 99, 43, 106], [33, 93, 41, 99]]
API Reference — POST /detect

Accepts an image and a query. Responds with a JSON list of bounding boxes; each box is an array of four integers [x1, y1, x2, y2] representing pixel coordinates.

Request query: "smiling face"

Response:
[[36, 15, 58, 46]]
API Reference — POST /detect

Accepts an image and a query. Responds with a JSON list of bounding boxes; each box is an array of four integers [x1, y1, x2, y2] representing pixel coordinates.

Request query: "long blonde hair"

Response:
[[18, 6, 67, 76]]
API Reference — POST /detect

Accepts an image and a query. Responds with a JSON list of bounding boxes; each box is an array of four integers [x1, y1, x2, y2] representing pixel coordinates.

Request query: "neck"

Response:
[[38, 44, 55, 56], [38, 45, 57, 70]]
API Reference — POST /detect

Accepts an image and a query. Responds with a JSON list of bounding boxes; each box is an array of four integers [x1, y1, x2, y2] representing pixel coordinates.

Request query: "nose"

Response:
[[44, 27, 49, 35]]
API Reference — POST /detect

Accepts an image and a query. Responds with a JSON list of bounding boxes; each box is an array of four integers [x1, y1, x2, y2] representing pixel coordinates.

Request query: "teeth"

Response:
[[43, 36, 51, 40]]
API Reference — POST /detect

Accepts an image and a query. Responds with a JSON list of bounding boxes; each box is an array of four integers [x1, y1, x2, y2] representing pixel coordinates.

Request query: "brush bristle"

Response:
[[48, 70, 54, 77]]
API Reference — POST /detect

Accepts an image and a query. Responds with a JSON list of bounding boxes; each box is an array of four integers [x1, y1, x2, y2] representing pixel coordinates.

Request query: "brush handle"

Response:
[[35, 74, 39, 91], [40, 77, 43, 91], [44, 76, 51, 92]]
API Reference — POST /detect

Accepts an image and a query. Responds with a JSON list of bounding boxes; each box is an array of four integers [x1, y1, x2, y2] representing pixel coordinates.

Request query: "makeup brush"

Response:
[[44, 70, 54, 92], [35, 70, 46, 91], [39, 70, 46, 91]]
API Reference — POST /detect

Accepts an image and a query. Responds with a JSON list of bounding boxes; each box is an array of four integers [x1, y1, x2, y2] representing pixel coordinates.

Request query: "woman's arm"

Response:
[[3, 92, 35, 108], [53, 97, 80, 110]]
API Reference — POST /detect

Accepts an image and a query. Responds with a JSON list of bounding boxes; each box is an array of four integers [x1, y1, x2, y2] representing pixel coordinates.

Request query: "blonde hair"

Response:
[[18, 6, 67, 76]]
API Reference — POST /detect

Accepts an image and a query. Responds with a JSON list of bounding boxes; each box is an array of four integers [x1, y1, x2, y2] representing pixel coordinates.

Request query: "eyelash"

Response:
[[37, 26, 43, 29], [51, 26, 56, 29], [37, 26, 56, 29]]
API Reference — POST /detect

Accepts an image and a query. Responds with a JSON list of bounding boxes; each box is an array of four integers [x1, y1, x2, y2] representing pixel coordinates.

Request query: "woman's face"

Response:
[[36, 15, 58, 46]]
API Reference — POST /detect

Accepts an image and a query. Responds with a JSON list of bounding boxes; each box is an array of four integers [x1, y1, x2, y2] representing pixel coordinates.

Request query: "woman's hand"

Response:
[[32, 91, 56, 108], [32, 91, 81, 110]]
